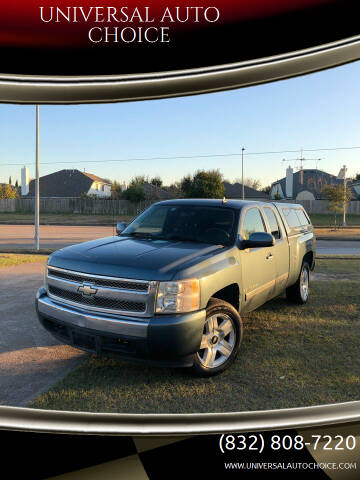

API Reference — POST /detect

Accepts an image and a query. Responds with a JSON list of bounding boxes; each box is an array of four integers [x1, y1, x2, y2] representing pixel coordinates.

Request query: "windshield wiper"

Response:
[[165, 235, 199, 243], [122, 232, 155, 239]]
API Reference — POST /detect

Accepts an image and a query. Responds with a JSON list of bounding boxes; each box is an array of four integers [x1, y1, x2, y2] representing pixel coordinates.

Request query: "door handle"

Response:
[[266, 253, 273, 260]]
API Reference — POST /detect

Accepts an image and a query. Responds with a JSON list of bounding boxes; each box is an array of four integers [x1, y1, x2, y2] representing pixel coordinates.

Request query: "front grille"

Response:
[[48, 285, 146, 313], [47, 268, 149, 292]]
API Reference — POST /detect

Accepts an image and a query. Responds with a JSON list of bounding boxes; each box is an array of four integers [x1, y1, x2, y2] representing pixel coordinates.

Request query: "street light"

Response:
[[241, 147, 245, 200], [343, 165, 347, 227], [34, 105, 40, 251]]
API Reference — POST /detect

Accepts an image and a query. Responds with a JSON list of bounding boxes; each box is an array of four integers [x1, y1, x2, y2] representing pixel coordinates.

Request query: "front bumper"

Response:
[[36, 287, 206, 367]]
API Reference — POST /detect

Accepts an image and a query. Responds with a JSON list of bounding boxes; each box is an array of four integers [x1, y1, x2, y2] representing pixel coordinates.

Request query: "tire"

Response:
[[192, 298, 243, 377], [286, 261, 310, 304]]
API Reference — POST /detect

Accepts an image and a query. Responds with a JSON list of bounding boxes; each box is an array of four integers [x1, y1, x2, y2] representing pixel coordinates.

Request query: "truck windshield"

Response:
[[121, 205, 237, 246]]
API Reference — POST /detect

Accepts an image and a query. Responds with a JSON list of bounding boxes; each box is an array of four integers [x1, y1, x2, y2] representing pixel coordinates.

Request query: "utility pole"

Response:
[[34, 105, 40, 251], [343, 164, 347, 227], [241, 147, 245, 200]]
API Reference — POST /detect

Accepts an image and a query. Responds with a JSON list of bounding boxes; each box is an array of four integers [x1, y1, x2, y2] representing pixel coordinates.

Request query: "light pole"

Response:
[[34, 105, 40, 251], [241, 147, 245, 200], [343, 164, 347, 227]]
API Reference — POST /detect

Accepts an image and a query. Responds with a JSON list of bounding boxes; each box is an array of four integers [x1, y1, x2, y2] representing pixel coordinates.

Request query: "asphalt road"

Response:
[[0, 261, 85, 406], [0, 225, 359, 255], [316, 240, 360, 255], [0, 224, 113, 250]]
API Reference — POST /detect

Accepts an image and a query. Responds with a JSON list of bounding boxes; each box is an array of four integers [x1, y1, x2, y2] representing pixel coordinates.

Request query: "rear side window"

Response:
[[282, 208, 302, 228], [264, 208, 281, 239], [295, 209, 310, 226], [241, 208, 266, 240]]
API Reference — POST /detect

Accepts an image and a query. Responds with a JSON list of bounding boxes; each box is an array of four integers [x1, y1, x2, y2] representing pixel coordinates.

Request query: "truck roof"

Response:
[[154, 198, 306, 210]]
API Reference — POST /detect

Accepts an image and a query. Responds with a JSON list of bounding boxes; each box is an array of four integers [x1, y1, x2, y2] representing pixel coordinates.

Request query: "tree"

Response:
[[322, 184, 352, 228], [0, 184, 18, 199], [261, 185, 271, 194], [354, 173, 360, 181], [164, 181, 182, 197], [150, 176, 162, 187], [180, 170, 224, 198], [8, 176, 12, 185], [234, 177, 262, 191], [15, 179, 19, 188], [111, 180, 123, 199], [180, 174, 193, 196], [129, 175, 146, 187], [123, 184, 145, 203], [109, 175, 146, 203]]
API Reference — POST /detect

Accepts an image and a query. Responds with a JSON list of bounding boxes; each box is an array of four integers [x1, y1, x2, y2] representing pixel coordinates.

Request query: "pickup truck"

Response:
[[36, 199, 316, 376]]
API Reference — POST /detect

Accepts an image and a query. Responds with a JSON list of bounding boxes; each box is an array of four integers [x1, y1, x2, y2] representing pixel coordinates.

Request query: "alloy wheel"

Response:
[[197, 313, 236, 369], [301, 267, 309, 301]]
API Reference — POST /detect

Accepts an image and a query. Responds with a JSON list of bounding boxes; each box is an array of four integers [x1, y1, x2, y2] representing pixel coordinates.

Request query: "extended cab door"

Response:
[[261, 205, 290, 296], [239, 206, 276, 312]]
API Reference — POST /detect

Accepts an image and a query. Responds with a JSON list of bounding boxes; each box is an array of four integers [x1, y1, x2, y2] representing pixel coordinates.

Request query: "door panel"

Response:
[[262, 206, 290, 296], [240, 247, 276, 311], [239, 207, 276, 312]]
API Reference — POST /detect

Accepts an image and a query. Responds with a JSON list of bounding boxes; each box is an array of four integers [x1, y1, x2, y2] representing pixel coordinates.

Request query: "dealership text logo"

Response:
[[39, 6, 221, 44]]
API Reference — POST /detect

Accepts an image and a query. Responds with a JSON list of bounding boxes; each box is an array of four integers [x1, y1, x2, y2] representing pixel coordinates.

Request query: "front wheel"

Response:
[[286, 261, 310, 304], [192, 298, 243, 377]]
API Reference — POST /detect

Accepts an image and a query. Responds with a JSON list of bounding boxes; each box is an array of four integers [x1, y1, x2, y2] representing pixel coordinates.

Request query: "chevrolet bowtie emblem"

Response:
[[78, 283, 97, 297]]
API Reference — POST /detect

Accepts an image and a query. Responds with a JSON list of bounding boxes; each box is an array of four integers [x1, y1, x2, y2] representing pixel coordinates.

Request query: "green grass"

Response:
[[29, 259, 360, 413], [315, 258, 360, 279], [309, 213, 360, 226], [0, 253, 48, 267]]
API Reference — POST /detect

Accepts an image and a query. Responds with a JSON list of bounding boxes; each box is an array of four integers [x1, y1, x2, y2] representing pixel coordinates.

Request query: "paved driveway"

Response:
[[0, 261, 85, 406]]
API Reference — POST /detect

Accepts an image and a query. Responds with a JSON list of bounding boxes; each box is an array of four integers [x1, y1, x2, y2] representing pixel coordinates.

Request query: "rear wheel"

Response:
[[286, 261, 310, 304], [192, 298, 243, 377]]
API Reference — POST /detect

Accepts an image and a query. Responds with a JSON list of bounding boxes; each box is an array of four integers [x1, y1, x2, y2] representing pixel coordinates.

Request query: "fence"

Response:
[[0, 199, 16, 212], [0, 197, 154, 216], [1, 197, 360, 216], [280, 199, 360, 215]]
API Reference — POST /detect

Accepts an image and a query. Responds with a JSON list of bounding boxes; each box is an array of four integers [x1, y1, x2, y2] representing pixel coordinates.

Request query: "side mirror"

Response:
[[241, 232, 275, 249], [116, 222, 128, 235]]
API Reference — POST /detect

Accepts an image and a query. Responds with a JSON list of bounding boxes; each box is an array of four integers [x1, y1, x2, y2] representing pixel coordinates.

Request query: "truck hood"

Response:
[[48, 235, 225, 281]]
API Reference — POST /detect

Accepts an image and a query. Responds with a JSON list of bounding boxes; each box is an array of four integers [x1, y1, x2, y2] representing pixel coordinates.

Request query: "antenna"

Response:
[[282, 155, 322, 171]]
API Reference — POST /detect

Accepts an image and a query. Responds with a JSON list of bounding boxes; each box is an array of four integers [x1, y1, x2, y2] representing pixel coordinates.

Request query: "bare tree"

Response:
[[234, 177, 262, 190]]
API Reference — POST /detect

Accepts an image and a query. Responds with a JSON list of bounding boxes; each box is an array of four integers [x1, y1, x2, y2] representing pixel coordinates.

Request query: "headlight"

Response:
[[155, 279, 200, 313]]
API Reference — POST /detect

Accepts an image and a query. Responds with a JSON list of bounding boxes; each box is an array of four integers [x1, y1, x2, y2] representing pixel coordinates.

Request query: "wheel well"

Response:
[[210, 284, 240, 311], [303, 251, 314, 269]]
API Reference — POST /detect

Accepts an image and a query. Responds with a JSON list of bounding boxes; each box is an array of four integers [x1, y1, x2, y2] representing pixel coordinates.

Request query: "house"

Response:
[[270, 167, 358, 200], [23, 169, 112, 198], [223, 181, 269, 200], [141, 182, 177, 200], [353, 181, 360, 198]]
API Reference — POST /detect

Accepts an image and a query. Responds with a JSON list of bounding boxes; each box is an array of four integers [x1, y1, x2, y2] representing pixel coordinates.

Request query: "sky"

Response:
[[1, 59, 360, 189]]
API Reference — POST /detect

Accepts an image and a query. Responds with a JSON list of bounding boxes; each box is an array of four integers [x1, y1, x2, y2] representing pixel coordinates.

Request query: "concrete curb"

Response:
[[0, 250, 53, 255], [316, 237, 360, 241]]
